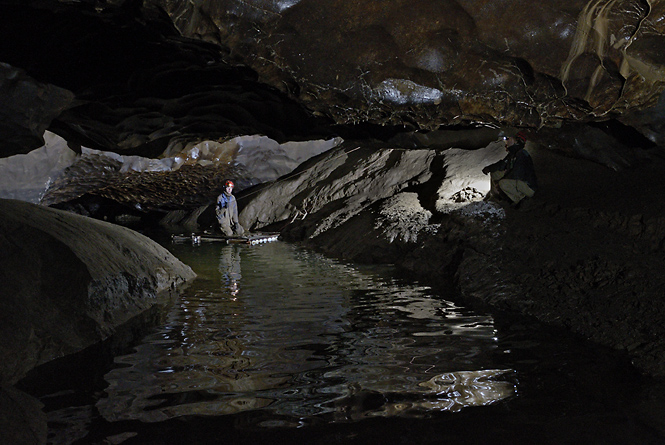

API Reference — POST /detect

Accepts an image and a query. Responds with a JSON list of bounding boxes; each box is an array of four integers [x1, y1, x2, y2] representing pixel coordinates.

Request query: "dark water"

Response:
[[21, 240, 665, 444]]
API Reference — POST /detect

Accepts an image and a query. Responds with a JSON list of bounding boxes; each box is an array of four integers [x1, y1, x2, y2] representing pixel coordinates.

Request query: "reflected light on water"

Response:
[[96, 242, 515, 426], [418, 369, 515, 411]]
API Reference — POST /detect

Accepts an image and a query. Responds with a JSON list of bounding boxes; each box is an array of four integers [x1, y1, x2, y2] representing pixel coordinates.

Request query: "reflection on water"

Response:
[[25, 240, 665, 444], [97, 242, 515, 426]]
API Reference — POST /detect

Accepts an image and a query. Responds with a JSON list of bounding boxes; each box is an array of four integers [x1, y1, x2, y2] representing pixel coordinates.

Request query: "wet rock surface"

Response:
[[0, 199, 195, 384], [240, 140, 665, 378], [3, 1, 665, 163], [0, 199, 196, 444]]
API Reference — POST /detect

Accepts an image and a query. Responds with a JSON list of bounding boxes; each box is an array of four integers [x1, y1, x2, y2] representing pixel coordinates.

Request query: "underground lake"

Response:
[[18, 238, 665, 444]]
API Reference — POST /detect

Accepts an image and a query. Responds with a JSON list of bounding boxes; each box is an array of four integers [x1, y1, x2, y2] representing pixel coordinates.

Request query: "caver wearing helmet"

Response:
[[216, 180, 245, 236], [499, 131, 528, 153], [514, 131, 528, 144], [481, 131, 538, 206]]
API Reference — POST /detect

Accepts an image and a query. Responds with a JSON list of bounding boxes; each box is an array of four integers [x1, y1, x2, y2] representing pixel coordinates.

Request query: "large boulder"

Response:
[[239, 140, 504, 260], [0, 199, 195, 385], [239, 143, 443, 262]]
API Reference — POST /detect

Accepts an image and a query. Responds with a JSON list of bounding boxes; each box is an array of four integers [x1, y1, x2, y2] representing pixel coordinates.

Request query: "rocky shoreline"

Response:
[[239, 140, 665, 380]]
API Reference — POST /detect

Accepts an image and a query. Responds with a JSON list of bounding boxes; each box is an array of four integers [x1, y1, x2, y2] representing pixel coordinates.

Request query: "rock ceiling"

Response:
[[0, 0, 332, 160], [2, 0, 665, 210], [153, 0, 665, 128]]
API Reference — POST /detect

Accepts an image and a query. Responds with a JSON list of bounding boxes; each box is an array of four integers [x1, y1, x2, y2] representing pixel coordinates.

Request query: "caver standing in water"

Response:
[[216, 180, 245, 236], [482, 131, 538, 206]]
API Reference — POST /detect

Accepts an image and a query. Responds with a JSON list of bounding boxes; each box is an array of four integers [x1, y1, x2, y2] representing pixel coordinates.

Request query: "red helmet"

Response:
[[224, 180, 234, 188], [515, 131, 528, 143]]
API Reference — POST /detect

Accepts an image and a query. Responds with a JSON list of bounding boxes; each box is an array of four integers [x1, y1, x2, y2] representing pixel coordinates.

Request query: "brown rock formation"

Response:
[[154, 0, 665, 128]]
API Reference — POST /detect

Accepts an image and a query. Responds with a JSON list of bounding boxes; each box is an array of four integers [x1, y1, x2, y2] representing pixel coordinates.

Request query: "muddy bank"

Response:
[[240, 141, 665, 379]]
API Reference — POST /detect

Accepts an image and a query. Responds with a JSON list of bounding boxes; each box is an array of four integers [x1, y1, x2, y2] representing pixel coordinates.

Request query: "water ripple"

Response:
[[97, 242, 513, 425]]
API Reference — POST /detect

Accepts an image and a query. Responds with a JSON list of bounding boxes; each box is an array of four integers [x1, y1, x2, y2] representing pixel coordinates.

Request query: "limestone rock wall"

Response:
[[239, 143, 444, 259], [238, 138, 665, 378], [0, 199, 196, 385], [0, 383, 46, 445], [153, 0, 665, 128], [239, 140, 506, 260], [0, 63, 74, 158]]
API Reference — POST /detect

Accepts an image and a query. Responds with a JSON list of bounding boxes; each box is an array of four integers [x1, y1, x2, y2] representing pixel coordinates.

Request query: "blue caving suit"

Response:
[[216, 191, 245, 236]]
